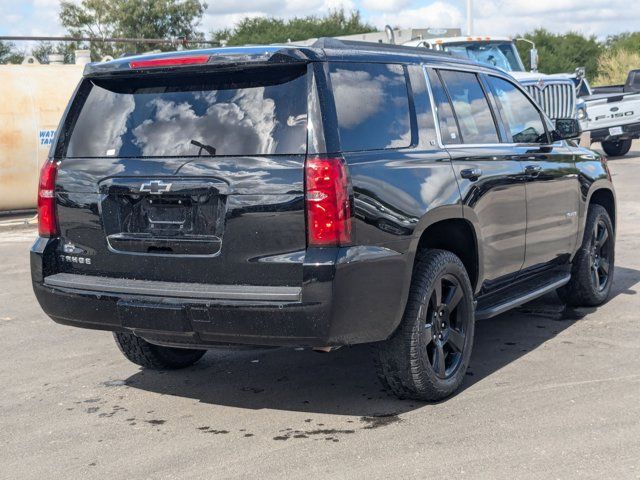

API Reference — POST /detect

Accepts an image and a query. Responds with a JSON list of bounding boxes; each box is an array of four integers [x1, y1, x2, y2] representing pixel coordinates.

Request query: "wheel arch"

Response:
[[588, 187, 616, 233], [411, 214, 482, 293]]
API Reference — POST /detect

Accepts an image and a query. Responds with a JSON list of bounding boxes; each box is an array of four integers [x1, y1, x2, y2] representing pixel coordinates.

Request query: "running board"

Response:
[[475, 273, 571, 320]]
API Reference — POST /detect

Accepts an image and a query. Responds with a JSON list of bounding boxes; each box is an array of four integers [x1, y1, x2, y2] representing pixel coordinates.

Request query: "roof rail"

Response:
[[311, 37, 452, 57]]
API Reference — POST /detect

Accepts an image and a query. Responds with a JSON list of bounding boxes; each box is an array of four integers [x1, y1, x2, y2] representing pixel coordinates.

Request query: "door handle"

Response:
[[460, 168, 483, 180], [524, 164, 542, 176]]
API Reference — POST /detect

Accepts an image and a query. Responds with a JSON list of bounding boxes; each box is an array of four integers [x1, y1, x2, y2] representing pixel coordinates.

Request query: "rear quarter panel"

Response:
[[346, 150, 461, 250], [344, 148, 462, 336]]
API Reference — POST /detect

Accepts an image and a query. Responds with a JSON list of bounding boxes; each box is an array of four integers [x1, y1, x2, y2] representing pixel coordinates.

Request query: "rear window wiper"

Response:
[[190, 140, 217, 156]]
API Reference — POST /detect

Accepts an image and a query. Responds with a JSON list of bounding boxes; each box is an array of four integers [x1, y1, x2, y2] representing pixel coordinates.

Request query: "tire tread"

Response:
[[373, 249, 474, 401], [113, 332, 206, 369], [602, 139, 632, 157], [558, 204, 614, 307]]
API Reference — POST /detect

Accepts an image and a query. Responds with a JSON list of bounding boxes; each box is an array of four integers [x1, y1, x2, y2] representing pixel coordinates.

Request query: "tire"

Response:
[[373, 249, 475, 401], [558, 204, 615, 307], [113, 332, 207, 369], [601, 139, 632, 157]]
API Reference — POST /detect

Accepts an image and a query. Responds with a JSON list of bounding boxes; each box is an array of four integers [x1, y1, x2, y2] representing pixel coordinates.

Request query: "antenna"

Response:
[[467, 0, 474, 36]]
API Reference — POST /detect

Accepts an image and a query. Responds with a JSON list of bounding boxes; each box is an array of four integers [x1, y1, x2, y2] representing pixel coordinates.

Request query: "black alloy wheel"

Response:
[[424, 273, 468, 379], [590, 218, 613, 292], [374, 249, 475, 401], [557, 204, 615, 307]]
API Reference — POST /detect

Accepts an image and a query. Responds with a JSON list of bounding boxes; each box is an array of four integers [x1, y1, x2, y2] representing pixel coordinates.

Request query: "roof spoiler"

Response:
[[83, 46, 322, 77]]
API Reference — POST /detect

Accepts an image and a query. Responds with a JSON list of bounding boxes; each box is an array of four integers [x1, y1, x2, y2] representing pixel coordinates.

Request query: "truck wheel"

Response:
[[601, 139, 632, 157], [558, 204, 614, 307], [373, 249, 475, 401], [113, 332, 206, 369]]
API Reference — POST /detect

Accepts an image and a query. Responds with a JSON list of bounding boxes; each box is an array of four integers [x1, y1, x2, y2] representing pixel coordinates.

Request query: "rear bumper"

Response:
[[590, 122, 640, 143], [31, 239, 411, 348]]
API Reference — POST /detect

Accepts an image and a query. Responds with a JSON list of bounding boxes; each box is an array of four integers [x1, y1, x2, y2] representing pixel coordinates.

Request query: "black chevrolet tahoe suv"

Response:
[[31, 39, 616, 401]]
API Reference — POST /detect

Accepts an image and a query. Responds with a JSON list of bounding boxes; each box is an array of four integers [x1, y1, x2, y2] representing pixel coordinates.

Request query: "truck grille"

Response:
[[524, 83, 576, 120]]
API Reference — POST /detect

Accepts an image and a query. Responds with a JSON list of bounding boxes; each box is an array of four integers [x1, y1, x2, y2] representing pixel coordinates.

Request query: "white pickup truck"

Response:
[[577, 70, 640, 156], [404, 36, 640, 156]]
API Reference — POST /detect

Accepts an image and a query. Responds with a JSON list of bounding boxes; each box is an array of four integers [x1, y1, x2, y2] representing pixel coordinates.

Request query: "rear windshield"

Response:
[[64, 66, 308, 158]]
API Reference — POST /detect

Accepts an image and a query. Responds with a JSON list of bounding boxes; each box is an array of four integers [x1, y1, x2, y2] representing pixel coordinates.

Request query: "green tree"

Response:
[[59, 0, 116, 58], [31, 41, 79, 64], [0, 41, 25, 64], [605, 32, 640, 53], [59, 0, 207, 59], [111, 0, 206, 52], [515, 29, 602, 81], [213, 10, 375, 46], [594, 48, 640, 86]]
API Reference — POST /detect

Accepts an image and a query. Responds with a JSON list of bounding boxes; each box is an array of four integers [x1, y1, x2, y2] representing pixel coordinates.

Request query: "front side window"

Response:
[[487, 76, 548, 144], [439, 70, 499, 144], [330, 62, 412, 151]]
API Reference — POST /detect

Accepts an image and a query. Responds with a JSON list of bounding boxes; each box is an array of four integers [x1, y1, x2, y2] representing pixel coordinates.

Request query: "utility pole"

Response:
[[467, 0, 474, 36]]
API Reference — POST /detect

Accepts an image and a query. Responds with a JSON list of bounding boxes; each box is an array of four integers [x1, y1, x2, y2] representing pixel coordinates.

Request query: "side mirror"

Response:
[[530, 48, 539, 72], [553, 118, 582, 141]]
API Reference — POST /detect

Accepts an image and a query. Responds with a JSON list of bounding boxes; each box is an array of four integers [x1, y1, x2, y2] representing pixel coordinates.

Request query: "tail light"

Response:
[[38, 160, 59, 237], [129, 55, 210, 69], [305, 157, 352, 246]]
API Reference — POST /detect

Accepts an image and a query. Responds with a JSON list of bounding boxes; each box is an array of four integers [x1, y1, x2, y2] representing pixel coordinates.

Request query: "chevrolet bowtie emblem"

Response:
[[140, 180, 172, 195]]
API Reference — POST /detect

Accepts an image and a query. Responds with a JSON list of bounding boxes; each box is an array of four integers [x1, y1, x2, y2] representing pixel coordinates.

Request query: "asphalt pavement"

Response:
[[1, 143, 639, 480]]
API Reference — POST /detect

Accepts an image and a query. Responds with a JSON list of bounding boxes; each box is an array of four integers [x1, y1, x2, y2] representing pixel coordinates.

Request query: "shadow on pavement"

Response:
[[125, 265, 640, 416], [610, 265, 640, 300]]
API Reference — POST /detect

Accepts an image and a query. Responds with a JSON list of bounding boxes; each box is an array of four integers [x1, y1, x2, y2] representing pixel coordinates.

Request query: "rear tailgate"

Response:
[[53, 63, 310, 287], [582, 91, 640, 131]]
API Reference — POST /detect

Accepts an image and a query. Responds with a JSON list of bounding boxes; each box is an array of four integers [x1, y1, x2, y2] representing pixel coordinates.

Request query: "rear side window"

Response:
[[407, 65, 438, 148], [426, 68, 460, 144], [486, 76, 548, 144], [329, 62, 412, 151], [64, 66, 308, 158], [438, 70, 499, 144]]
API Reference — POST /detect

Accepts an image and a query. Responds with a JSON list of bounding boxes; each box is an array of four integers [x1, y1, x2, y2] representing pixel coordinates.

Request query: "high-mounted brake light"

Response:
[[129, 55, 210, 69], [38, 160, 59, 237], [305, 157, 352, 246]]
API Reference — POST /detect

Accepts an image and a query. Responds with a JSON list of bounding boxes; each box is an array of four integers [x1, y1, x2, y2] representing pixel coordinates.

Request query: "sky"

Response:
[[1, 0, 639, 40]]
